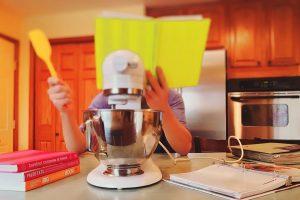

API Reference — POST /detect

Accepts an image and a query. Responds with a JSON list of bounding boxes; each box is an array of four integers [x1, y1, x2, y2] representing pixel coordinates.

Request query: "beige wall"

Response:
[[18, 4, 145, 150], [0, 4, 23, 152], [0, 4, 22, 39]]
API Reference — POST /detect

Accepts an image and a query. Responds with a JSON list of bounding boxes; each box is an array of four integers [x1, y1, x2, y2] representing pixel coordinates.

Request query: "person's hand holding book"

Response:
[[145, 67, 170, 112]]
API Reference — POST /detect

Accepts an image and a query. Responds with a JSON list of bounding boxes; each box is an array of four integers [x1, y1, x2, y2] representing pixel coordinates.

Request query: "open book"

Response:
[[95, 14, 210, 89], [169, 164, 293, 199]]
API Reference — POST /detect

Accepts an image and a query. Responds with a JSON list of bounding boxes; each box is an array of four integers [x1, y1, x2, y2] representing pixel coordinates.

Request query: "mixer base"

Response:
[[87, 158, 162, 189]]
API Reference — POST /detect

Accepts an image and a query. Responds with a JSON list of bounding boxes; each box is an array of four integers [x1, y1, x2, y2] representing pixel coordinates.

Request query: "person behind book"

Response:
[[47, 67, 192, 155]]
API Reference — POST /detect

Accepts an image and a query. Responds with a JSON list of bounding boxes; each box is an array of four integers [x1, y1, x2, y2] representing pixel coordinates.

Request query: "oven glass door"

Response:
[[228, 92, 300, 140], [242, 104, 288, 127]]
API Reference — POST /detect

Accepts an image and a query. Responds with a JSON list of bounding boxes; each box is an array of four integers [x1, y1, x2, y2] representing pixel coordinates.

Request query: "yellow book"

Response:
[[95, 16, 210, 89]]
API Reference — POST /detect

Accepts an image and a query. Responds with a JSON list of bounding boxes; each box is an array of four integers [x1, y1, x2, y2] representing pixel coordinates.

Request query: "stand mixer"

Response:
[[83, 50, 163, 189]]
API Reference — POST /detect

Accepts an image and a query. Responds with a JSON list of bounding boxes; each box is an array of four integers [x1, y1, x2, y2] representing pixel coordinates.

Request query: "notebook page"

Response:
[[170, 164, 288, 199]]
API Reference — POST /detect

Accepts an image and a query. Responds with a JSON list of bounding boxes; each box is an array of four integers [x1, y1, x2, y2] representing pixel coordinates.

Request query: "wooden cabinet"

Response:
[[34, 41, 99, 152], [146, 0, 300, 78], [54, 44, 80, 152], [228, 1, 264, 68], [146, 3, 225, 49], [34, 50, 57, 152], [78, 43, 98, 119], [182, 4, 225, 49], [146, 7, 184, 17], [227, 0, 300, 78], [266, 0, 299, 67]]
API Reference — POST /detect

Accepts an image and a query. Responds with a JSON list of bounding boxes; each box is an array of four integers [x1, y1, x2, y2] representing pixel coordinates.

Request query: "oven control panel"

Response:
[[227, 77, 300, 92]]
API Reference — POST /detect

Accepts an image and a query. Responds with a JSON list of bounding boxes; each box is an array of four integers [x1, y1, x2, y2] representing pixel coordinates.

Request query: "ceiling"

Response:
[[0, 0, 218, 17]]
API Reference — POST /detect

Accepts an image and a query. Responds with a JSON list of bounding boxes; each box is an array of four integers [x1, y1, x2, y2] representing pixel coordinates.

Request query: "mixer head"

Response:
[[102, 50, 144, 109]]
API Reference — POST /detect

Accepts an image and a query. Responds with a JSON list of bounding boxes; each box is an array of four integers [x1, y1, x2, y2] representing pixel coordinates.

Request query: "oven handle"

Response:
[[230, 95, 300, 102]]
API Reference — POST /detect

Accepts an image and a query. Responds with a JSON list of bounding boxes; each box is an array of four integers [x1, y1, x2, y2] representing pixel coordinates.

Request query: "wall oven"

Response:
[[227, 77, 300, 140]]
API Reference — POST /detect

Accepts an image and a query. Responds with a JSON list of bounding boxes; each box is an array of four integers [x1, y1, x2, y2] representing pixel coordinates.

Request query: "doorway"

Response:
[[31, 36, 100, 152], [0, 33, 19, 153]]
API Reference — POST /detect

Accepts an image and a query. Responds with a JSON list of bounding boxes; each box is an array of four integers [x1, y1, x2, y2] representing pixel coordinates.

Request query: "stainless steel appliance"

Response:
[[181, 49, 226, 140], [227, 77, 300, 140], [84, 109, 162, 174], [84, 50, 162, 189]]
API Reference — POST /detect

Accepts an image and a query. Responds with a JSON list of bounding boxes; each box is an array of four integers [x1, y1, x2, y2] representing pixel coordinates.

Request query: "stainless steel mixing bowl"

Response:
[[83, 109, 162, 176]]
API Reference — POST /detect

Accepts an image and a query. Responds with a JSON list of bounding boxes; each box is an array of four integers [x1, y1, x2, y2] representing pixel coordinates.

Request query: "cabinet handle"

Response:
[[55, 133, 59, 137], [268, 60, 299, 66], [257, 61, 261, 66], [268, 60, 272, 66]]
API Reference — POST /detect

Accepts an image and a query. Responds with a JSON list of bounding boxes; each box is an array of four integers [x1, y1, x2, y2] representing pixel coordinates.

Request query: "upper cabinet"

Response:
[[146, 3, 225, 49], [266, 0, 299, 67], [146, 0, 300, 78], [228, 2, 264, 67], [181, 4, 225, 49], [146, 7, 185, 17]]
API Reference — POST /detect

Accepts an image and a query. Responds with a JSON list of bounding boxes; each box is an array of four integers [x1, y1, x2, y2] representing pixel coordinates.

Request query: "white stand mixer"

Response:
[[87, 159, 162, 189], [84, 50, 162, 189]]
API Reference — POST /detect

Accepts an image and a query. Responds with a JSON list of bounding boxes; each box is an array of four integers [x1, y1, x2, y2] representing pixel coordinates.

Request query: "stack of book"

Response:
[[230, 143, 300, 165], [0, 150, 80, 191]]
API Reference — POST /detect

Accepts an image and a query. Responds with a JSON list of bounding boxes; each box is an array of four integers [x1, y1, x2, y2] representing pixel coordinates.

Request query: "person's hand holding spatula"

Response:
[[29, 29, 72, 112], [29, 29, 85, 153], [47, 77, 73, 113]]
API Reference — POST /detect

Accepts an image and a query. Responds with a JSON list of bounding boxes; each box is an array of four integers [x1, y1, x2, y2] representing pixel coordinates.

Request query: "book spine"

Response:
[[17, 153, 78, 172], [25, 165, 80, 191], [231, 148, 273, 163], [24, 159, 80, 181], [0, 150, 41, 162]]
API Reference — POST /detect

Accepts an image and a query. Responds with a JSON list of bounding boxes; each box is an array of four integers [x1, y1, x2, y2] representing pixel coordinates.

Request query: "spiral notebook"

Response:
[[168, 164, 292, 199]]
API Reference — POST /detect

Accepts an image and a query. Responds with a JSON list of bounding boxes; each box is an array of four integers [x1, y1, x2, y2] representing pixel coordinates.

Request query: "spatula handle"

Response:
[[45, 59, 57, 78]]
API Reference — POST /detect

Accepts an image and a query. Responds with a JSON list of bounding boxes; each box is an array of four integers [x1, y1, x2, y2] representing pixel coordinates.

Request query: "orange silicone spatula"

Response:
[[29, 29, 57, 77]]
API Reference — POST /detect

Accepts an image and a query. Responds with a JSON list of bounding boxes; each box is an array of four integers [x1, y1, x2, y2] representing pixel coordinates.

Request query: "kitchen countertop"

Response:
[[1, 152, 300, 200]]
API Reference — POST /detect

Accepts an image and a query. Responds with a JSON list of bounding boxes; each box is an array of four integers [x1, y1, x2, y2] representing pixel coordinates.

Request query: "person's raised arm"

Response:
[[145, 67, 192, 155], [47, 77, 86, 154]]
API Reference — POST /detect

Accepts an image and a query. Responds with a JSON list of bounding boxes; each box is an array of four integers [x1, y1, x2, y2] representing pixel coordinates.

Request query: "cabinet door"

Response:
[[146, 7, 185, 18], [182, 4, 225, 49], [146, 4, 225, 49], [78, 43, 100, 124], [267, 0, 299, 67], [34, 50, 56, 152], [228, 2, 264, 68], [0, 38, 15, 153], [34, 42, 98, 152], [54, 44, 80, 152]]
